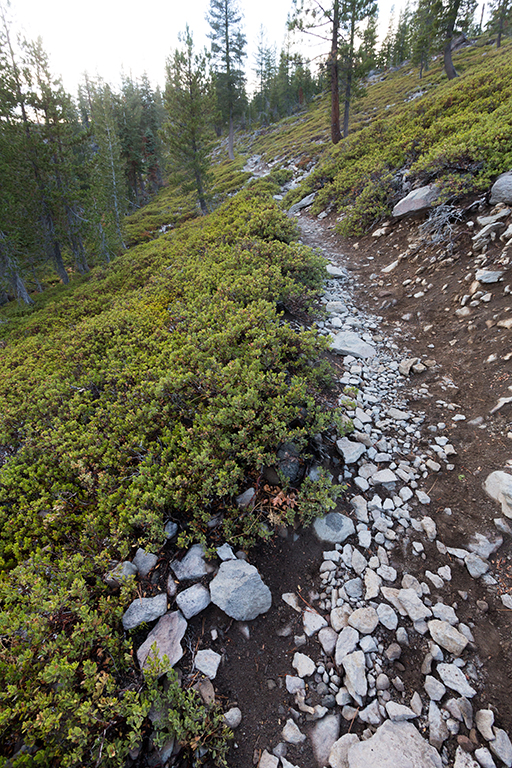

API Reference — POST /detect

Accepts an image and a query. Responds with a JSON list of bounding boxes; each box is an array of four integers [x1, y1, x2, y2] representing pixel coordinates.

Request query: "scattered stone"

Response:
[[132, 547, 158, 577], [348, 606, 379, 634], [337, 438, 367, 464], [475, 710, 495, 742], [223, 707, 242, 728], [335, 627, 360, 665], [282, 718, 306, 745], [465, 553, 489, 578], [304, 608, 328, 636], [454, 746, 480, 768], [314, 513, 356, 543], [104, 560, 138, 587], [386, 702, 418, 721], [489, 729, 512, 767], [377, 602, 398, 630], [194, 649, 221, 679], [484, 471, 512, 518], [236, 488, 256, 508], [437, 664, 477, 697], [342, 651, 367, 705], [346, 720, 442, 768], [429, 700, 449, 749], [258, 749, 279, 768], [319, 627, 339, 656], [309, 714, 341, 766], [216, 543, 236, 560], [474, 747, 497, 768], [123, 593, 168, 631], [397, 588, 432, 621], [136, 610, 187, 673], [372, 469, 398, 484], [288, 192, 316, 215], [428, 620, 468, 656], [328, 733, 360, 768], [392, 185, 441, 218], [282, 592, 302, 612], [359, 700, 383, 726], [293, 652, 316, 678], [331, 331, 376, 359], [170, 544, 213, 581], [424, 675, 446, 701], [210, 559, 271, 621], [176, 583, 211, 619]]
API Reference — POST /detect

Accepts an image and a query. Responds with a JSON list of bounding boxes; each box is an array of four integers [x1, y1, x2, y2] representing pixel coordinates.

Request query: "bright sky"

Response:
[[9, 0, 401, 95]]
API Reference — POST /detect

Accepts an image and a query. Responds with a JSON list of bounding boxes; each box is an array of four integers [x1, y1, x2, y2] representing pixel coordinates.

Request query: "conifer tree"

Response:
[[290, 0, 377, 142], [487, 0, 512, 46], [162, 28, 214, 215], [207, 0, 246, 160]]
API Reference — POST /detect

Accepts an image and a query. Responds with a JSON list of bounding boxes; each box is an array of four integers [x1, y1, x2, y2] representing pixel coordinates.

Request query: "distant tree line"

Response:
[[1, 0, 510, 303]]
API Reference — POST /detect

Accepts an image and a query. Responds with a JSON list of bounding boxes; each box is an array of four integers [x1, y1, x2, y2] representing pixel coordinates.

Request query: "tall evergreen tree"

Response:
[[410, 0, 442, 77], [487, 0, 512, 46], [207, 0, 247, 160], [162, 28, 214, 215], [290, 0, 377, 142]]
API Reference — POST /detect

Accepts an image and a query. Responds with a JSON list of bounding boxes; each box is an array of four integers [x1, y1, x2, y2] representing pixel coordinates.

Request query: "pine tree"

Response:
[[410, 0, 442, 77], [207, 0, 247, 160], [162, 28, 214, 215], [487, 0, 512, 46], [290, 0, 377, 142]]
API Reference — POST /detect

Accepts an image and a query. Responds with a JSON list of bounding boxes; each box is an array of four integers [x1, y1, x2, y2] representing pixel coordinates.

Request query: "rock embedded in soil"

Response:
[[122, 592, 168, 630], [170, 543, 213, 581], [347, 720, 442, 768], [209, 559, 271, 621], [348, 606, 379, 634], [310, 713, 341, 767], [292, 651, 316, 678], [428, 620, 468, 656], [489, 729, 512, 767], [331, 331, 376, 359], [341, 651, 367, 705], [176, 583, 211, 619], [132, 547, 158, 577], [313, 512, 356, 543], [136, 610, 187, 673], [437, 664, 477, 698]]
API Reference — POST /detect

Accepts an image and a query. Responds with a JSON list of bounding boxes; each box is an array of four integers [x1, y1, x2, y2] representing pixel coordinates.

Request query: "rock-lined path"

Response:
[[121, 210, 512, 768]]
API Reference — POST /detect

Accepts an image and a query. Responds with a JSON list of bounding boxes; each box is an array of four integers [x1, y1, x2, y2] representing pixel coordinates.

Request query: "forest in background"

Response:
[[1, 0, 511, 305]]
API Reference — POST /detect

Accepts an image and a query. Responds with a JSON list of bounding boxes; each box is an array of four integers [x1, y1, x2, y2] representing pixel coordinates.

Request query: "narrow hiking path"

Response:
[[213, 210, 512, 768]]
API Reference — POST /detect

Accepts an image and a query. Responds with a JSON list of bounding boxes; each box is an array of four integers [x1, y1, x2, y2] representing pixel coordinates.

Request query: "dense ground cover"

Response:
[[0, 185, 346, 766]]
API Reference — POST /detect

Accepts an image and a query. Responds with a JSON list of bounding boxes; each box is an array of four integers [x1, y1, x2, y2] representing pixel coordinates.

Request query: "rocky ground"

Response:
[[121, 188, 512, 768]]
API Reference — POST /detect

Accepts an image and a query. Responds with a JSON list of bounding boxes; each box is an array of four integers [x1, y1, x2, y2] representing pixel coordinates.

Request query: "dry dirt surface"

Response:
[[140, 199, 512, 768]]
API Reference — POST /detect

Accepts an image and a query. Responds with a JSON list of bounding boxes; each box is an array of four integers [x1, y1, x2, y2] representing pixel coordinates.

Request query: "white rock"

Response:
[[303, 608, 328, 636], [282, 718, 306, 744], [258, 749, 279, 768], [397, 588, 432, 621], [194, 649, 221, 679], [476, 709, 495, 741], [365, 569, 382, 599], [329, 733, 360, 768], [311, 714, 341, 766], [292, 652, 316, 678], [386, 701, 418, 721], [483, 471, 512, 518], [348, 606, 379, 634], [347, 720, 442, 768], [335, 626, 360, 664], [428, 620, 468, 656], [377, 603, 398, 630], [489, 729, 512, 767], [342, 651, 367, 705], [223, 706, 242, 728], [454, 746, 480, 768], [437, 663, 477, 697]]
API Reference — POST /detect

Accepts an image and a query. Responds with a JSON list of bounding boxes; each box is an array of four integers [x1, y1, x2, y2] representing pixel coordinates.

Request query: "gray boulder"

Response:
[[314, 512, 355, 544], [132, 547, 158, 577], [490, 170, 512, 205], [170, 543, 214, 581], [331, 331, 376, 359], [122, 592, 168, 630], [209, 559, 271, 621], [176, 583, 211, 619], [136, 610, 187, 673], [347, 720, 442, 768], [392, 185, 441, 218], [484, 471, 512, 518], [288, 192, 316, 215]]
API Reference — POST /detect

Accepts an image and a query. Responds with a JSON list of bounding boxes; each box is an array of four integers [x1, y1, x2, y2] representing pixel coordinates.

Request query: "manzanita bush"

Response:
[[0, 185, 347, 766]]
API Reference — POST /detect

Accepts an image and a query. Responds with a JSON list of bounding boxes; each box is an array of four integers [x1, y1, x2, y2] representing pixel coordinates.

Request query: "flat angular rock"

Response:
[[348, 606, 379, 634], [475, 747, 497, 768], [425, 675, 446, 701], [304, 608, 328, 636], [286, 674, 306, 694], [314, 512, 355, 543], [372, 469, 398, 484], [310, 714, 341, 767], [132, 547, 158, 577], [392, 185, 441, 218], [454, 746, 480, 768], [170, 543, 213, 581], [377, 602, 398, 630], [210, 559, 271, 621], [282, 718, 306, 744], [136, 610, 187, 673], [335, 626, 360, 665], [475, 709, 495, 741], [329, 733, 360, 768], [342, 651, 367, 706], [398, 588, 432, 621], [386, 702, 417, 721], [489, 729, 512, 766], [288, 192, 316, 215], [359, 700, 383, 725], [337, 437, 366, 464], [475, 268, 504, 284], [429, 700, 449, 749], [223, 706, 242, 728], [465, 552, 489, 578], [428, 620, 468, 656], [105, 560, 137, 587], [331, 331, 376, 359], [319, 626, 339, 655], [194, 649, 221, 679], [490, 170, 512, 204], [365, 569, 382, 600], [258, 749, 279, 768], [347, 720, 442, 768], [484, 471, 512, 518], [176, 583, 211, 619], [216, 543, 236, 560], [468, 533, 503, 560], [293, 651, 316, 678], [123, 592, 168, 630], [437, 663, 477, 697]]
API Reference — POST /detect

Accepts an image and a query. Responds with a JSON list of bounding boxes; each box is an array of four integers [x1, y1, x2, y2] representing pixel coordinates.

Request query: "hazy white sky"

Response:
[[9, 0, 400, 95]]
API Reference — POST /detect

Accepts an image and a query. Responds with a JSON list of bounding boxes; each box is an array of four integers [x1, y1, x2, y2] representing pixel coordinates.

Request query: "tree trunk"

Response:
[[228, 109, 235, 160], [343, 5, 356, 139], [330, 0, 342, 145], [444, 0, 461, 80]]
